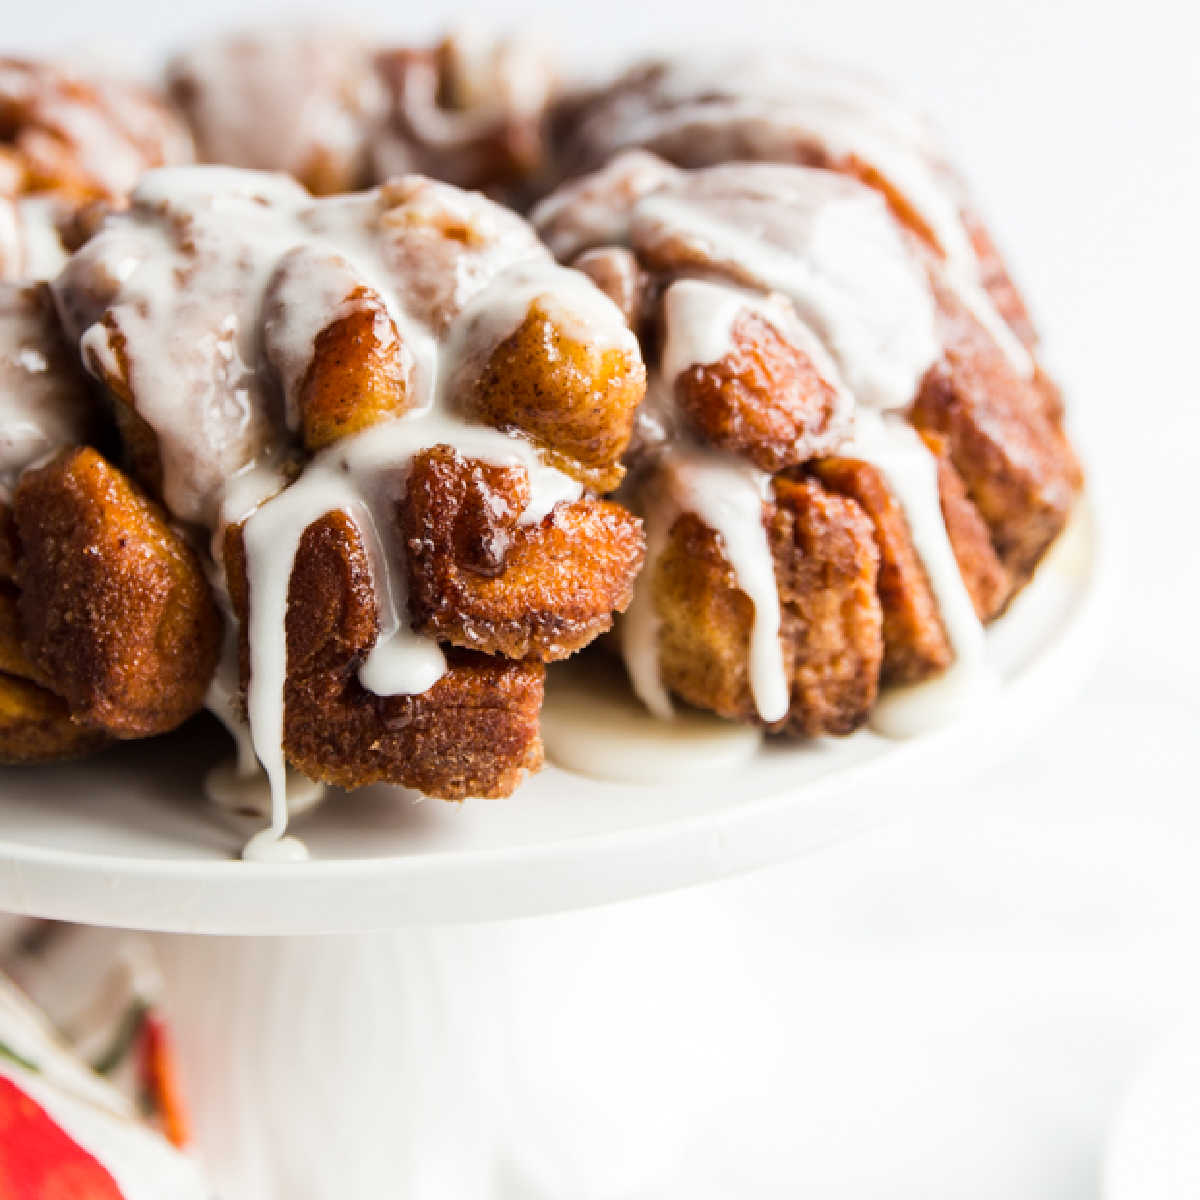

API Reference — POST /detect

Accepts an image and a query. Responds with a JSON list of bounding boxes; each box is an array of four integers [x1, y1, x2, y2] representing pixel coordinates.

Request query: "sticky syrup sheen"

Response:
[[28, 61, 1041, 855]]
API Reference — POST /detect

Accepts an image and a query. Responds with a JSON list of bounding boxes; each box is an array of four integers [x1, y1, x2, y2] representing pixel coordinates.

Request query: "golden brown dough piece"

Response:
[[812, 456, 953, 685], [0, 283, 220, 762], [550, 58, 1037, 341], [167, 32, 381, 196], [225, 511, 543, 800], [675, 311, 843, 473], [0, 671, 109, 764], [963, 212, 1038, 351], [912, 292, 1083, 589], [374, 36, 558, 195], [9, 448, 220, 739], [0, 580, 109, 763], [464, 299, 646, 493], [769, 476, 883, 735], [650, 476, 882, 735], [403, 446, 644, 660], [533, 125, 1085, 737], [294, 289, 413, 451]]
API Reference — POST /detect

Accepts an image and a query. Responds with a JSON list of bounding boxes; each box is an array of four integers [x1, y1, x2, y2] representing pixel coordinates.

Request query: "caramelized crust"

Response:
[[225, 510, 543, 799], [0, 582, 46, 684], [812, 456, 952, 685], [676, 312, 842, 472], [650, 477, 882, 734], [814, 436, 1011, 683], [465, 299, 646, 493], [296, 291, 412, 451], [403, 446, 644, 660], [922, 431, 1012, 621], [652, 510, 760, 723], [769, 476, 883, 735], [913, 294, 1083, 587], [11, 448, 220, 738], [0, 583, 109, 762], [0, 672, 109, 764]]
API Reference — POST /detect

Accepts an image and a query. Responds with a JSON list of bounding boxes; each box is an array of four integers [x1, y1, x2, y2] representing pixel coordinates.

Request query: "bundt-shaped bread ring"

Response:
[[532, 134, 1082, 735], [0, 57, 192, 281], [169, 30, 556, 199], [53, 166, 646, 818]]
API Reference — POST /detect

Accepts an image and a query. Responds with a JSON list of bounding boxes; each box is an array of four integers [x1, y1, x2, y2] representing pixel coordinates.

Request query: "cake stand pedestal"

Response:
[[0, 504, 1110, 1197]]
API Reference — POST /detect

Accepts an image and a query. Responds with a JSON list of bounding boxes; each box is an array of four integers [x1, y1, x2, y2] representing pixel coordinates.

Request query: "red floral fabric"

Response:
[[0, 1076, 124, 1199]]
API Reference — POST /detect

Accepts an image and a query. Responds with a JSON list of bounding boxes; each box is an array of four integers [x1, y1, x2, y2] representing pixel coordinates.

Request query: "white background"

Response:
[[8, 0, 1200, 1195]]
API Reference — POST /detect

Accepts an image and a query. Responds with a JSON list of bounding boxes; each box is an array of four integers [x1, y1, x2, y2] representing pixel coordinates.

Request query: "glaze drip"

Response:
[[53, 165, 633, 857], [538, 143, 1010, 733]]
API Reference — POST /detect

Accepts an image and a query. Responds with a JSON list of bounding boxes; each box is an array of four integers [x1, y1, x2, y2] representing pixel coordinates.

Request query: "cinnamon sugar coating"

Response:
[[225, 511, 544, 800], [675, 312, 843, 473], [464, 298, 646, 492], [290, 288, 413, 452], [913, 289, 1083, 589], [10, 448, 221, 739], [403, 447, 643, 660], [649, 477, 882, 734]]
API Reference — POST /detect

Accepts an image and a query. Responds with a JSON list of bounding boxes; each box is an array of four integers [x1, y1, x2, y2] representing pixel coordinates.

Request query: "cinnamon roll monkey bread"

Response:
[[0, 37, 1084, 856]]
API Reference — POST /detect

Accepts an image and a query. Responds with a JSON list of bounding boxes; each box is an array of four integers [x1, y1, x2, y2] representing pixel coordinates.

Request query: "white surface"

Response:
[[1105, 1019, 1200, 1200], [0, 503, 1104, 934], [2, 0, 1198, 1195]]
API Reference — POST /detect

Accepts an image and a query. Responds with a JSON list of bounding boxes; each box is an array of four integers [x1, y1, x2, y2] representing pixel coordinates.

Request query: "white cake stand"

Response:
[[0, 501, 1111, 1198]]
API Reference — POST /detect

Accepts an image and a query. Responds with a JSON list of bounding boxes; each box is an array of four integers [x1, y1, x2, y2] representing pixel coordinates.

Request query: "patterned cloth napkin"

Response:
[[0, 916, 207, 1197]]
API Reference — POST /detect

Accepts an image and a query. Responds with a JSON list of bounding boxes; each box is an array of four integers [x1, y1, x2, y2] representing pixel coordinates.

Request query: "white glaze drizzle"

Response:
[[53, 165, 630, 858], [631, 165, 941, 412], [624, 446, 787, 723], [541, 155, 998, 735], [572, 55, 1032, 376], [0, 197, 69, 283], [623, 275, 860, 725], [848, 410, 997, 734], [620, 501, 674, 719], [542, 654, 762, 782], [0, 58, 192, 202], [240, 414, 581, 844]]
